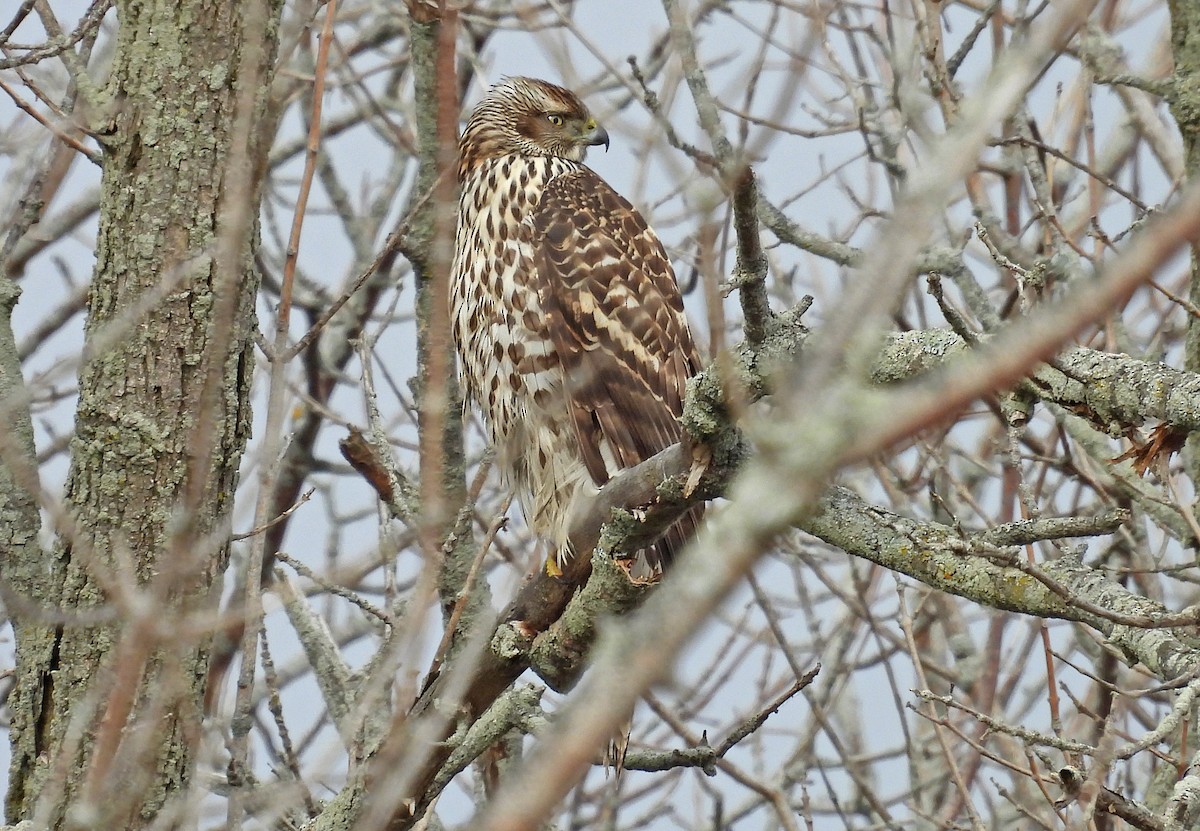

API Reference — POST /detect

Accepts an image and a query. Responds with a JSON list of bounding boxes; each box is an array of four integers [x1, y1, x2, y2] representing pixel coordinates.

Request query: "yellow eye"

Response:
[[546, 114, 564, 126]]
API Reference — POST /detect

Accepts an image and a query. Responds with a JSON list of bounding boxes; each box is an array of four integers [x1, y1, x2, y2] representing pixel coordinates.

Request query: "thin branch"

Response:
[[727, 166, 772, 346], [0, 77, 100, 163], [628, 664, 819, 773], [972, 511, 1130, 547], [912, 690, 1095, 754], [231, 488, 315, 541], [0, 0, 109, 71]]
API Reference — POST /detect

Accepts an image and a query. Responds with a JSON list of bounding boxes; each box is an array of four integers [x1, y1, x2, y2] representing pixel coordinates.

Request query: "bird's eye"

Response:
[[546, 114, 565, 126]]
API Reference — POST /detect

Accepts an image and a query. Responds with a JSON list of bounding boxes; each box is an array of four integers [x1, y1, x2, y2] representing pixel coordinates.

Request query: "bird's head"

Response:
[[459, 77, 610, 170]]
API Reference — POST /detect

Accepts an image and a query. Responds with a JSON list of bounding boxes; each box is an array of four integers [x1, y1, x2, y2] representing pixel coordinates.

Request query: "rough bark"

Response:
[[1168, 2, 1200, 487], [4, 0, 282, 827], [0, 272, 46, 824]]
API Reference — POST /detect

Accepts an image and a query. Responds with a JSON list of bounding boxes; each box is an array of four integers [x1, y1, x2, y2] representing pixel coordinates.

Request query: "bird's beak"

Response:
[[582, 119, 610, 152]]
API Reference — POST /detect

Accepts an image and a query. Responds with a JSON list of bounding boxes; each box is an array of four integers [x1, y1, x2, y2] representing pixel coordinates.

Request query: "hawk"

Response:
[[451, 76, 703, 572]]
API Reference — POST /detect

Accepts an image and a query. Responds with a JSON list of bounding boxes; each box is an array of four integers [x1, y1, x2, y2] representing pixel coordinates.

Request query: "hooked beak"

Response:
[[582, 121, 610, 152]]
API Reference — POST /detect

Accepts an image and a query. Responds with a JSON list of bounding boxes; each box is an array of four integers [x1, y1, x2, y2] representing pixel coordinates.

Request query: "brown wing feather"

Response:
[[530, 167, 703, 567]]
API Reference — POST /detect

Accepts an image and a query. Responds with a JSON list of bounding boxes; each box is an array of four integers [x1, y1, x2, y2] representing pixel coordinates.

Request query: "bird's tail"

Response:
[[646, 502, 704, 572]]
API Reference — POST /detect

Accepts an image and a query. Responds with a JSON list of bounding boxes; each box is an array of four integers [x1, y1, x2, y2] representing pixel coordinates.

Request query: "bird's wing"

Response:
[[528, 166, 702, 487]]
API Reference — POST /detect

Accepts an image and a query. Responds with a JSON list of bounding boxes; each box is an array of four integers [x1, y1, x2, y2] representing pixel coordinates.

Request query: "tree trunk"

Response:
[[5, 1, 281, 827], [1170, 4, 1200, 379]]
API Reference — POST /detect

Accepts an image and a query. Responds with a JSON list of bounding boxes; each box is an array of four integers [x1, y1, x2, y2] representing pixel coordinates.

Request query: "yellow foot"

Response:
[[544, 555, 563, 577]]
